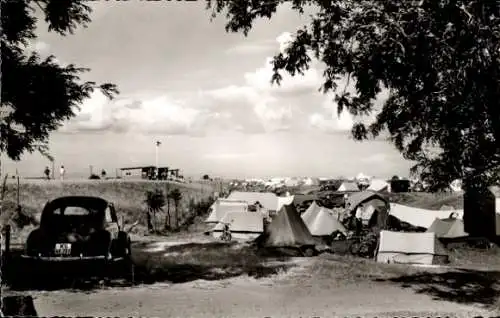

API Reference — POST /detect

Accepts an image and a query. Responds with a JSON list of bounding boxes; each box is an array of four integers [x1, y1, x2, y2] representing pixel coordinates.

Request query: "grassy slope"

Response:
[[387, 192, 464, 210], [1, 179, 214, 242]]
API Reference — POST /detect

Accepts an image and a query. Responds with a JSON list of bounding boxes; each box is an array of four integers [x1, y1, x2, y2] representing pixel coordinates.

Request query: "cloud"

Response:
[[225, 41, 274, 55], [203, 152, 256, 160], [60, 31, 385, 136], [33, 41, 50, 54], [61, 91, 206, 135], [205, 31, 355, 134], [309, 111, 353, 133], [361, 153, 388, 163]]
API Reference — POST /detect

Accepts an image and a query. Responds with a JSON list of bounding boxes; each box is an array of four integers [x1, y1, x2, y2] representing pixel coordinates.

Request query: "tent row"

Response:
[[206, 202, 318, 248], [206, 197, 349, 242], [204, 190, 499, 266]]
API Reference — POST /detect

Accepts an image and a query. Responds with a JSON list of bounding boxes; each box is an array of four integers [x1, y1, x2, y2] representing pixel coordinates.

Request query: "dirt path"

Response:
[[10, 237, 499, 317], [32, 277, 492, 317]]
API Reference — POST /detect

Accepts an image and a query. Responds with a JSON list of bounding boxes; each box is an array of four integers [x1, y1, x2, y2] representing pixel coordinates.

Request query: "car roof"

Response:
[[42, 196, 110, 214], [47, 196, 109, 205], [40, 196, 111, 225]]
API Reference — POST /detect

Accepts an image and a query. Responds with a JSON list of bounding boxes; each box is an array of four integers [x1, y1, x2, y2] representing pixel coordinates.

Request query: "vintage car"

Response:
[[18, 196, 133, 281]]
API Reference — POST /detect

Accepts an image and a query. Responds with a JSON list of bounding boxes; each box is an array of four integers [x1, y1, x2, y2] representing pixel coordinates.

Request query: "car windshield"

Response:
[[54, 206, 91, 215], [45, 206, 103, 232]]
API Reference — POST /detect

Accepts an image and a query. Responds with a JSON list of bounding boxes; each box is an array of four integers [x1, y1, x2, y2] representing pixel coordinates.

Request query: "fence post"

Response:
[[4, 225, 10, 261]]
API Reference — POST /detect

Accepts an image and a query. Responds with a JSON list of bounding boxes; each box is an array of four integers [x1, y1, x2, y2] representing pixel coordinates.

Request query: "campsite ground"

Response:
[[5, 231, 500, 317], [2, 180, 499, 316]]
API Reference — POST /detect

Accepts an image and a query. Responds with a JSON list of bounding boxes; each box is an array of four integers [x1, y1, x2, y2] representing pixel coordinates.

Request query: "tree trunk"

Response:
[[175, 202, 179, 229], [462, 174, 496, 239], [164, 198, 171, 230], [146, 208, 154, 232]]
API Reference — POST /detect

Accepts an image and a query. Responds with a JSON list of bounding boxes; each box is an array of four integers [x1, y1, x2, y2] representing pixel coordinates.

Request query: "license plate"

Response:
[[54, 243, 72, 255]]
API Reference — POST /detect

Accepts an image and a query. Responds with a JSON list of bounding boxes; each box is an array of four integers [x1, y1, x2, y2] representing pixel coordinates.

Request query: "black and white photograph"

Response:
[[1, 0, 500, 317]]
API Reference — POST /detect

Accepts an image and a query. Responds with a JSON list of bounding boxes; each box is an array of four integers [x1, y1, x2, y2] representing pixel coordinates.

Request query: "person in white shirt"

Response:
[[59, 165, 65, 181]]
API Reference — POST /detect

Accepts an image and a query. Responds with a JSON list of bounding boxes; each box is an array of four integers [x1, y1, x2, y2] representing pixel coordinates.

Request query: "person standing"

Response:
[[44, 166, 51, 180], [59, 165, 65, 181]]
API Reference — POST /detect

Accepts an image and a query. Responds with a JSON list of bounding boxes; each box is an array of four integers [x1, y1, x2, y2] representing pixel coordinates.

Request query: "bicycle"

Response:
[[347, 230, 378, 258], [220, 222, 232, 242]]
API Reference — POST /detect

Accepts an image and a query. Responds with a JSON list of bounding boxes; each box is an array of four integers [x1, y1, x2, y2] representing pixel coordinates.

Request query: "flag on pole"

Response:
[[156, 141, 161, 147]]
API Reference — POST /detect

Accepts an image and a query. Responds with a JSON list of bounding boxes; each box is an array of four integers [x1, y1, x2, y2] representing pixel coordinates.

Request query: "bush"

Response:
[[189, 196, 216, 217]]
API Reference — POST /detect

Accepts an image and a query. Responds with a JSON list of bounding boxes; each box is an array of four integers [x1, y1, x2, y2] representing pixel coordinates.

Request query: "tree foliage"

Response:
[[207, 0, 500, 190], [1, 0, 118, 161]]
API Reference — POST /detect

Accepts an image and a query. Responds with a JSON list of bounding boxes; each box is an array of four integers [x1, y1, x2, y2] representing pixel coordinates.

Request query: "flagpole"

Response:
[[155, 140, 161, 180], [155, 144, 158, 170]]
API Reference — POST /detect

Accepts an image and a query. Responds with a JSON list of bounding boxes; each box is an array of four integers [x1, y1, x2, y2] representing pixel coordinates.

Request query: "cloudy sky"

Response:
[[3, 1, 414, 179]]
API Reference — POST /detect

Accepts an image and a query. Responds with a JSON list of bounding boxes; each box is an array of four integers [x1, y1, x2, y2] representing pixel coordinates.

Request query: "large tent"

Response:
[[426, 217, 468, 238], [346, 191, 389, 227], [211, 211, 264, 241], [204, 199, 248, 224], [301, 202, 347, 236], [389, 203, 464, 229], [227, 191, 279, 212], [255, 204, 316, 248], [376, 230, 449, 265], [301, 201, 322, 220]]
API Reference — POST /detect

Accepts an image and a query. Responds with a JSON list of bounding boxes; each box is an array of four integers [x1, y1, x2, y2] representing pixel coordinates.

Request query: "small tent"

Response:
[[449, 179, 463, 192], [277, 195, 295, 211], [211, 211, 264, 241], [367, 179, 390, 192], [227, 191, 279, 212], [255, 204, 316, 248], [204, 199, 248, 224], [301, 201, 322, 221], [301, 204, 347, 236], [376, 230, 449, 265], [337, 181, 360, 192], [427, 217, 468, 238]]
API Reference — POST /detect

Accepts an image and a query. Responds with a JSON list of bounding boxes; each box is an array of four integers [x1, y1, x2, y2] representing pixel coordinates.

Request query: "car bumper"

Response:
[[18, 255, 126, 277], [20, 255, 124, 262]]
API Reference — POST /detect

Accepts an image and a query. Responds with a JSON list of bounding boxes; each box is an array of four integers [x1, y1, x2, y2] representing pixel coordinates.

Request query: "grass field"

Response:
[[0, 178, 216, 242], [387, 191, 464, 209]]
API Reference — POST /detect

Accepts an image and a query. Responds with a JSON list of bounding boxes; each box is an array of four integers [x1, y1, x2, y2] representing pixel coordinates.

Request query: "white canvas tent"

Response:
[[277, 195, 295, 211], [376, 230, 449, 265], [337, 181, 360, 192], [301, 203, 347, 236], [426, 217, 468, 238], [367, 179, 390, 192], [449, 179, 463, 192], [389, 203, 464, 229], [255, 204, 316, 248], [204, 199, 248, 224], [346, 191, 389, 228], [227, 191, 279, 212], [211, 211, 264, 241]]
